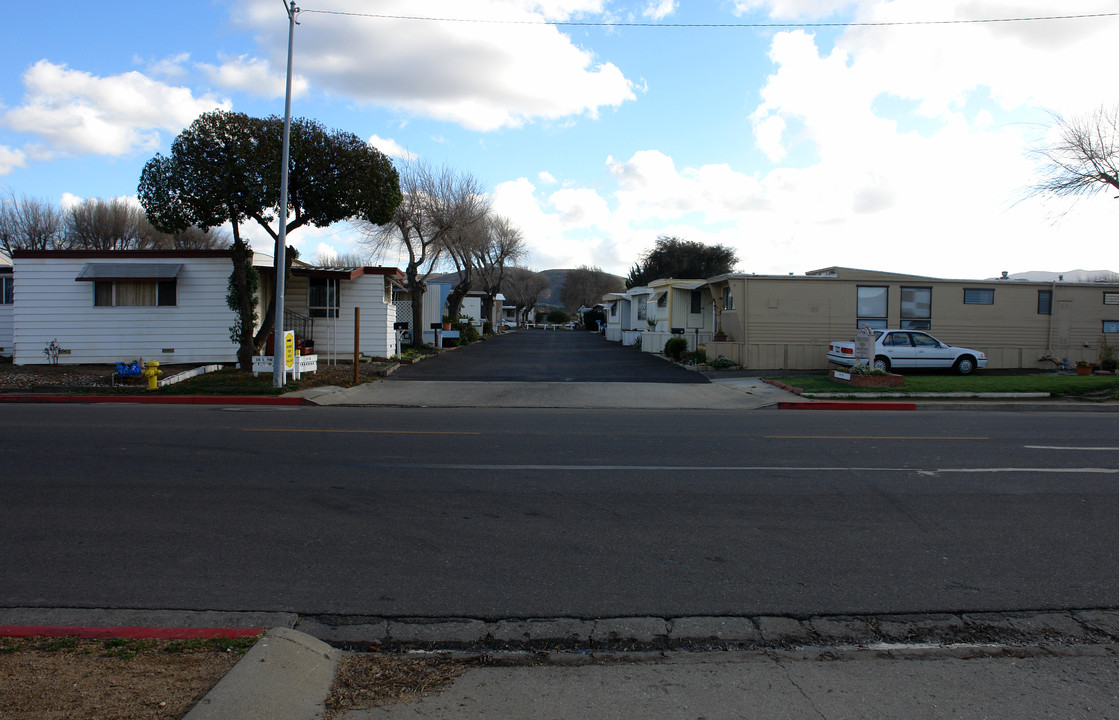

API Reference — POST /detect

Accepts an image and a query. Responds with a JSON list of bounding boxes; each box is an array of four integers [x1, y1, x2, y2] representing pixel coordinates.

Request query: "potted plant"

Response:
[[1076, 360, 1092, 376]]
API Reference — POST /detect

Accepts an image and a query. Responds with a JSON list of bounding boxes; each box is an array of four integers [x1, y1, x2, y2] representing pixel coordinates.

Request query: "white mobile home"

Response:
[[0, 256, 12, 357], [12, 250, 239, 365], [284, 265, 406, 360]]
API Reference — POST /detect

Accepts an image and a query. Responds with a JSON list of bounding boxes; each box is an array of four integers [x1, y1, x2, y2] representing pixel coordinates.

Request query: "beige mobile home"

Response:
[[704, 267, 1119, 370]]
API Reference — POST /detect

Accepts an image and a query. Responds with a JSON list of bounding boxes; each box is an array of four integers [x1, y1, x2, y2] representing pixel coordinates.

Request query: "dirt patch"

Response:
[[0, 358, 395, 393], [323, 654, 465, 718], [0, 636, 255, 720]]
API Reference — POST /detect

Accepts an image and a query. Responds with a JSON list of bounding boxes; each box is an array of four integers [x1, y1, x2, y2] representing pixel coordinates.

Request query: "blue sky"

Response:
[[2, 0, 1117, 279]]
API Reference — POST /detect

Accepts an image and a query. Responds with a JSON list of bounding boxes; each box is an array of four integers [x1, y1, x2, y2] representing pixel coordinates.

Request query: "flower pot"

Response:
[[1076, 365, 1091, 375], [442, 323, 452, 331]]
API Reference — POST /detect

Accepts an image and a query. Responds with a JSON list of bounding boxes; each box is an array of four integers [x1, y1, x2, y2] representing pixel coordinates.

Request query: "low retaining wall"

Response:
[[829, 369, 905, 388]]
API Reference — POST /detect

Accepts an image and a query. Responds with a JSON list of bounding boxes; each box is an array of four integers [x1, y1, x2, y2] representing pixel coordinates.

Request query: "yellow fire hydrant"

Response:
[[142, 360, 162, 391]]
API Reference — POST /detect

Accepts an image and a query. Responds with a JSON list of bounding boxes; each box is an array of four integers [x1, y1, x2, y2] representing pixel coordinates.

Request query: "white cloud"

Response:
[[538, 171, 558, 185], [732, 0, 856, 19], [197, 54, 308, 99], [368, 134, 418, 160], [314, 242, 339, 263], [0, 61, 231, 158], [0, 146, 27, 175], [141, 53, 192, 79], [643, 0, 677, 21], [549, 187, 610, 228], [233, 0, 635, 131]]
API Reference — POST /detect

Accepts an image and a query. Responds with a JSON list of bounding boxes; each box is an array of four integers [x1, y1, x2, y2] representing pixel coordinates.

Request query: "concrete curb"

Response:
[[185, 627, 340, 720], [295, 609, 1119, 652], [779, 400, 917, 410]]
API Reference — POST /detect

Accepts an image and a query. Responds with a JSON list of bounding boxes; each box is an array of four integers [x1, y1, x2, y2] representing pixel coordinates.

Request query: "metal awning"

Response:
[[75, 263, 182, 281]]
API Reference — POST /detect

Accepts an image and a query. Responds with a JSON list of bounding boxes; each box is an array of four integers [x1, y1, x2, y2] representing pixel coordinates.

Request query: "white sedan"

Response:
[[827, 330, 987, 375]]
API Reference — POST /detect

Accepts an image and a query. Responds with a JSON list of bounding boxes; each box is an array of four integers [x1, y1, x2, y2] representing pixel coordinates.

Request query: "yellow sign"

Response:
[[284, 330, 295, 370]]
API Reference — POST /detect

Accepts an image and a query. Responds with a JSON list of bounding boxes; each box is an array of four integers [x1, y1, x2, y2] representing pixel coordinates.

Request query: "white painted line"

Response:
[[1025, 445, 1119, 451], [375, 463, 1119, 474]]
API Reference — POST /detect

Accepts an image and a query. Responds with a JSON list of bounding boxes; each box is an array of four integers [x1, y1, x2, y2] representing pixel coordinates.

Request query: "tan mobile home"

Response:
[[704, 267, 1119, 370]]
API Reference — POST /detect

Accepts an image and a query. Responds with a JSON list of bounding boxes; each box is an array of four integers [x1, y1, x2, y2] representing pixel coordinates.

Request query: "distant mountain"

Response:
[[990, 269, 1119, 283]]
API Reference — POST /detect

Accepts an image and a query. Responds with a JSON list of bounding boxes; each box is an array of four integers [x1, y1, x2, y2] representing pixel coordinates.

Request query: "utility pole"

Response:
[[273, 0, 299, 388]]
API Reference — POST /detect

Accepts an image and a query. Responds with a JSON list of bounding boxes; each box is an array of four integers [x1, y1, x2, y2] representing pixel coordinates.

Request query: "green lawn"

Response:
[[770, 373, 1119, 398]]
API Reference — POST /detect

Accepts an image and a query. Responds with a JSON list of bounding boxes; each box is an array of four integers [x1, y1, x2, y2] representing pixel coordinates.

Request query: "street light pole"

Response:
[[273, 0, 299, 388]]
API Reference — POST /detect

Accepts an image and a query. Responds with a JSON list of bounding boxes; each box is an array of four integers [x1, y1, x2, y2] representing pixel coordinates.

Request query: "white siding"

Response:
[[0, 304, 12, 356], [13, 256, 238, 365], [308, 275, 396, 359]]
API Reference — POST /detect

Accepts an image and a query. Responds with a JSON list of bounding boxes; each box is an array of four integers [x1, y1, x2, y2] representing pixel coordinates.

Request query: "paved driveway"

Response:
[[389, 329, 708, 383]]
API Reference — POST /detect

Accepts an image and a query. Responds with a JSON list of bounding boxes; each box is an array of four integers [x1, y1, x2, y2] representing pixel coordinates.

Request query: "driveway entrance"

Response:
[[389, 329, 709, 384]]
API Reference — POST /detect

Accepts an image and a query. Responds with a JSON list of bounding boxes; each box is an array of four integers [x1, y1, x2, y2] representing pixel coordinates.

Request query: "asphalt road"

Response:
[[2, 404, 1117, 620], [389, 329, 709, 383]]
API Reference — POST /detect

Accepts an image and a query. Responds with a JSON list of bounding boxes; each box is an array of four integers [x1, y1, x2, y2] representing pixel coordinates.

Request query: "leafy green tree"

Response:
[[546, 309, 570, 324], [139, 110, 401, 368], [626, 236, 738, 288]]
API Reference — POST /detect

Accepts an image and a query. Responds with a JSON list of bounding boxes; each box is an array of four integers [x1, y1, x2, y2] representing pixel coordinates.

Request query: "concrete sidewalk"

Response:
[[349, 648, 1119, 719], [289, 377, 795, 410], [183, 628, 1119, 720]]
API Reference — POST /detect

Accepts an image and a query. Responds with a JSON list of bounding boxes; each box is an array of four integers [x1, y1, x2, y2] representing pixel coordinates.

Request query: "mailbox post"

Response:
[[854, 325, 874, 367]]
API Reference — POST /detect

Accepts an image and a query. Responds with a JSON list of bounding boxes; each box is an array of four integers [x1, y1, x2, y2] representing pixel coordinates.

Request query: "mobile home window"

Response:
[[0, 276, 11, 304], [690, 290, 702, 314], [93, 280, 176, 307], [1038, 290, 1052, 315], [656, 293, 667, 308], [900, 286, 931, 330], [1104, 321, 1119, 334], [309, 277, 339, 318], [637, 301, 646, 321], [857, 286, 888, 330], [610, 301, 617, 317], [1104, 292, 1119, 305], [964, 288, 994, 305], [721, 286, 735, 311]]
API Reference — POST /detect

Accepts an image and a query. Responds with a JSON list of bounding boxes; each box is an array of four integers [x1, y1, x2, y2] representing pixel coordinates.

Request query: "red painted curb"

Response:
[[761, 378, 804, 395], [779, 401, 916, 411], [0, 395, 308, 406], [0, 625, 264, 640]]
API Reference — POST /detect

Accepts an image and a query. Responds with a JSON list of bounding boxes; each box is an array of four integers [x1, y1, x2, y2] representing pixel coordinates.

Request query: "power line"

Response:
[[299, 8, 1119, 29]]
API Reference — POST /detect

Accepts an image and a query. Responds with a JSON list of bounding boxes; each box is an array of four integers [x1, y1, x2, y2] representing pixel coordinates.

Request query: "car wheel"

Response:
[[954, 356, 976, 375], [873, 356, 890, 371]]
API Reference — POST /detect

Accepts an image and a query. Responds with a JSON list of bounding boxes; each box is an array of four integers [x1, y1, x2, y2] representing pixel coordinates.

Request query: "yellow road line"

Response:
[[244, 428, 481, 436]]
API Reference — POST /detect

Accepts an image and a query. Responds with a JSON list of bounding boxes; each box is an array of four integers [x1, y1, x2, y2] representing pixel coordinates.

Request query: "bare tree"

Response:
[[360, 163, 487, 347], [475, 215, 526, 324], [162, 225, 229, 250], [1032, 105, 1119, 200], [560, 265, 624, 310], [442, 208, 491, 322], [0, 192, 65, 253], [312, 250, 371, 267], [65, 197, 164, 250], [501, 267, 550, 323]]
